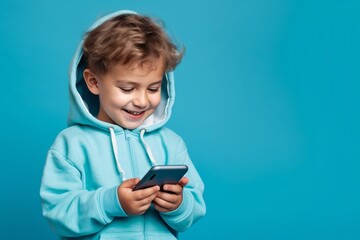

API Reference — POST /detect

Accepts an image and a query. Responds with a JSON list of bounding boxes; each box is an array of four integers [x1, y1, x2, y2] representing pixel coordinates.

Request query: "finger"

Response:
[[137, 202, 153, 214], [179, 177, 189, 187], [121, 178, 140, 189], [156, 191, 178, 204], [129, 192, 158, 215], [154, 203, 170, 213], [133, 185, 160, 200], [153, 196, 176, 210], [162, 184, 183, 195], [137, 191, 159, 206]]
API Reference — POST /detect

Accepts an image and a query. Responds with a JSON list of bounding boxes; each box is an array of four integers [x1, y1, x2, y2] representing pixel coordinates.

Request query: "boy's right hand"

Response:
[[117, 178, 160, 216]]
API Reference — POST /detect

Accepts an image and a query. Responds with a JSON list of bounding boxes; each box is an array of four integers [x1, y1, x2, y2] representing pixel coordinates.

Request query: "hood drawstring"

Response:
[[109, 127, 157, 181], [109, 127, 126, 181], [140, 129, 157, 166]]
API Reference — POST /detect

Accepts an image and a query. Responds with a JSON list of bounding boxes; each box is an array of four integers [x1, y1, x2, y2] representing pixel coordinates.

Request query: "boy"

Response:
[[40, 10, 206, 239]]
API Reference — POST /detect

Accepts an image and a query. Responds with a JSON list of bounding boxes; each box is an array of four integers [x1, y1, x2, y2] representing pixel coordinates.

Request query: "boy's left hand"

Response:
[[153, 177, 189, 213]]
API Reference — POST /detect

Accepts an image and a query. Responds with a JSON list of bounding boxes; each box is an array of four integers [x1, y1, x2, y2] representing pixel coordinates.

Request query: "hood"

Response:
[[67, 10, 175, 134]]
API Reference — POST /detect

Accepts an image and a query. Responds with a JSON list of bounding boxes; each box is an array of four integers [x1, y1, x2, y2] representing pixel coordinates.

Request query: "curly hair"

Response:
[[82, 13, 184, 75]]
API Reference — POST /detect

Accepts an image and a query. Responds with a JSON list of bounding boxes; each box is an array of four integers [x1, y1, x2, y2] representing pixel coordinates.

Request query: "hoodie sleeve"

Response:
[[160, 138, 206, 232], [40, 149, 127, 237]]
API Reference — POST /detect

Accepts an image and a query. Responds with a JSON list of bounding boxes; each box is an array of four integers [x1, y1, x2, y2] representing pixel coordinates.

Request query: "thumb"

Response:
[[121, 178, 140, 188], [179, 177, 189, 187]]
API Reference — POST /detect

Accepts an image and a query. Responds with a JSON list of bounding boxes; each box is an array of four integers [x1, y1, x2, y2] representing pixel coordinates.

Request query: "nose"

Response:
[[133, 91, 149, 109]]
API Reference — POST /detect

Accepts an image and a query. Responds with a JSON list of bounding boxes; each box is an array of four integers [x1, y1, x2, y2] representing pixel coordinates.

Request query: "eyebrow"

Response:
[[115, 80, 163, 85], [150, 80, 163, 85]]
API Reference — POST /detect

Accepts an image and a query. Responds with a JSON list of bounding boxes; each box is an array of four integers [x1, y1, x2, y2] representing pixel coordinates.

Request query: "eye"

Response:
[[148, 87, 160, 93], [120, 87, 134, 93]]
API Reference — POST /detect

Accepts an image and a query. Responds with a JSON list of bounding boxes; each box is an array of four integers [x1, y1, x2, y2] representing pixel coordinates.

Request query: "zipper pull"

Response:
[[124, 130, 131, 140]]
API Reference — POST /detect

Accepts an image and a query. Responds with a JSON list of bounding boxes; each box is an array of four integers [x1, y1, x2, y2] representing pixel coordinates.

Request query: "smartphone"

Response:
[[133, 165, 188, 191]]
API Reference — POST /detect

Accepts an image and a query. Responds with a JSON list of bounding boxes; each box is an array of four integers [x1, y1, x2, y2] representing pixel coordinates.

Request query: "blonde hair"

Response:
[[82, 13, 184, 75]]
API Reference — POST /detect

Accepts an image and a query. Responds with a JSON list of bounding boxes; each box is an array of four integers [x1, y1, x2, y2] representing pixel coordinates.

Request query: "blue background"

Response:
[[1, 0, 359, 239]]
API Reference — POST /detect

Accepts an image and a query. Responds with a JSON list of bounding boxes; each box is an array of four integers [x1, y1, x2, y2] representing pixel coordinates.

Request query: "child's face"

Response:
[[86, 60, 164, 129]]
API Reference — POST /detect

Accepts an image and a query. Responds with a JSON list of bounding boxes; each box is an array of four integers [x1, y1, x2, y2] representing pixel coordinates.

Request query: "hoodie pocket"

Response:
[[99, 231, 177, 240], [146, 232, 177, 240], [99, 232, 143, 240]]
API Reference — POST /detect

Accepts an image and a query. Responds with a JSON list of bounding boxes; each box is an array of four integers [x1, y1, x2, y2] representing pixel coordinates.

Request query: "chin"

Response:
[[120, 122, 142, 130], [116, 115, 148, 130]]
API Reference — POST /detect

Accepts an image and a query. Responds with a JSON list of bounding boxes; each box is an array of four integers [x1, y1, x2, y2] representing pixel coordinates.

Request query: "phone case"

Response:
[[133, 165, 188, 191]]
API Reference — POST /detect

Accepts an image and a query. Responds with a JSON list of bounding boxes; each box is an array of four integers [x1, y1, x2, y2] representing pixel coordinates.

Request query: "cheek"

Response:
[[150, 93, 162, 107], [110, 93, 131, 106]]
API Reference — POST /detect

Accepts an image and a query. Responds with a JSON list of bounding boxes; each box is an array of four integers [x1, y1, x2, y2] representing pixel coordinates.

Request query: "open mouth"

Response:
[[124, 109, 145, 116]]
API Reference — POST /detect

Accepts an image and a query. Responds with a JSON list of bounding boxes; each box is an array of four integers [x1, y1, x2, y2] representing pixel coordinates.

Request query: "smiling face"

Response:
[[83, 60, 164, 129]]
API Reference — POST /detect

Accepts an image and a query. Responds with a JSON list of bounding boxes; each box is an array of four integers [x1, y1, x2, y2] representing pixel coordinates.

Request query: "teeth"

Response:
[[127, 110, 142, 115]]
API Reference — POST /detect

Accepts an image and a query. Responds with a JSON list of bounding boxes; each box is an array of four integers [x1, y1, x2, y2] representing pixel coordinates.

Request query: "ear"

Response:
[[83, 68, 100, 95]]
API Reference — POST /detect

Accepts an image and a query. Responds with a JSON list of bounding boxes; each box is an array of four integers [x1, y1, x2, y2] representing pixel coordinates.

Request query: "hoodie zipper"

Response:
[[124, 130, 137, 178], [125, 130, 147, 237]]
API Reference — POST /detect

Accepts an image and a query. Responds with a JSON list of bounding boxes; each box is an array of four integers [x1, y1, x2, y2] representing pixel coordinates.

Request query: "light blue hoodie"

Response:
[[40, 10, 206, 240]]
